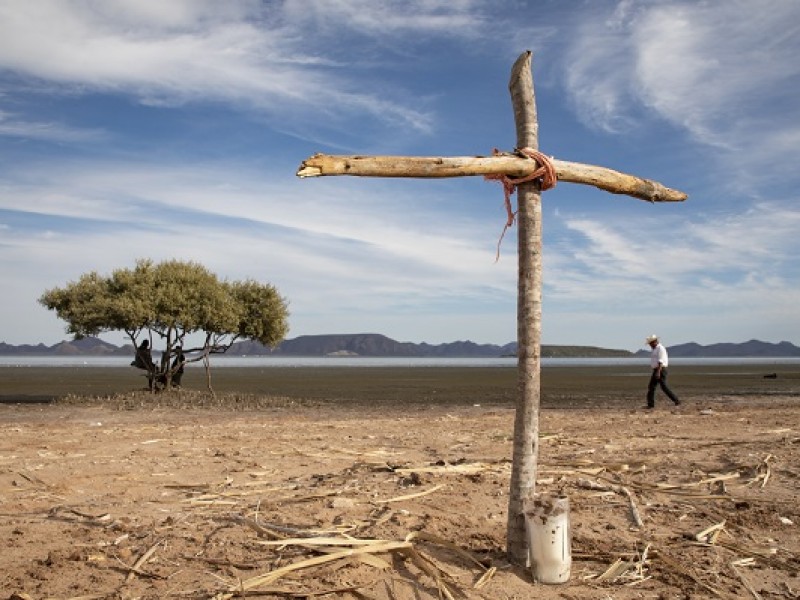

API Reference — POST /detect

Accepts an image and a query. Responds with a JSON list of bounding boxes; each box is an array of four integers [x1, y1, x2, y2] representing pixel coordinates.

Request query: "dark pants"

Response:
[[647, 368, 680, 407]]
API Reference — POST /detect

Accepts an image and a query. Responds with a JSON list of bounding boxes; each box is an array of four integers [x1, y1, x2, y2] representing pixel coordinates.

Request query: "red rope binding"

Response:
[[484, 147, 557, 260]]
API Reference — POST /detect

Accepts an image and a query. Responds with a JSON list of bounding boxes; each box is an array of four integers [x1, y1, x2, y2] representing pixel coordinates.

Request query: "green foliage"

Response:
[[40, 259, 290, 387]]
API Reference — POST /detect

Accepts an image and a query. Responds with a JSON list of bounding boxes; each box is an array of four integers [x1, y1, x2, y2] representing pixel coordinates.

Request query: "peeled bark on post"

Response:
[[506, 50, 541, 566]]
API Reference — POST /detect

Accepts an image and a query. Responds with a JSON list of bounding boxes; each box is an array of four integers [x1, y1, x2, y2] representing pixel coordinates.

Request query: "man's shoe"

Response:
[[673, 399, 681, 406], [643, 405, 654, 410]]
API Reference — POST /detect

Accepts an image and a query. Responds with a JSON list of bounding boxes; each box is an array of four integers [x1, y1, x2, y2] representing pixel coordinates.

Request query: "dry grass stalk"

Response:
[[652, 471, 740, 491], [212, 540, 414, 599], [395, 461, 505, 475], [400, 545, 457, 600], [695, 520, 726, 544], [405, 531, 489, 572], [746, 454, 774, 488], [182, 555, 261, 570], [622, 486, 644, 528], [16, 470, 52, 488], [224, 579, 384, 598], [591, 545, 652, 585], [596, 558, 633, 582], [231, 515, 353, 538], [49, 505, 112, 524], [595, 473, 730, 500], [731, 563, 763, 600], [575, 478, 643, 527], [376, 484, 444, 503], [257, 536, 391, 548], [474, 566, 497, 589], [633, 544, 651, 579], [124, 539, 162, 582], [222, 528, 490, 599], [355, 552, 392, 570], [226, 514, 289, 539], [540, 467, 606, 478], [710, 541, 785, 569], [656, 552, 727, 598], [695, 472, 741, 487], [12, 595, 111, 600]]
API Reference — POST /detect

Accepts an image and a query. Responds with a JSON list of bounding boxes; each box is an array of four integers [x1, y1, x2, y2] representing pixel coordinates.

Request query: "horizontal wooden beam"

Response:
[[296, 153, 687, 203]]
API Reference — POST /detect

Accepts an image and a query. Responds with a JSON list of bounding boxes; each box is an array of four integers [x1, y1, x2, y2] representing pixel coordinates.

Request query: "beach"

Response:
[[1, 364, 799, 598]]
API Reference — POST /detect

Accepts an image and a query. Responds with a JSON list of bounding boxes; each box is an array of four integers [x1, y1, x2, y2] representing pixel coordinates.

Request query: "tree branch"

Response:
[[296, 153, 687, 203]]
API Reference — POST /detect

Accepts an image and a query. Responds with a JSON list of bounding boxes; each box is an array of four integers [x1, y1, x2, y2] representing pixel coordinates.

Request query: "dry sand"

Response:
[[0, 364, 799, 598]]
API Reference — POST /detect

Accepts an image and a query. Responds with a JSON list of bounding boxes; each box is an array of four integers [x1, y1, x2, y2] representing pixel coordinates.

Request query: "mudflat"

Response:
[[1, 364, 798, 598], [2, 362, 798, 406]]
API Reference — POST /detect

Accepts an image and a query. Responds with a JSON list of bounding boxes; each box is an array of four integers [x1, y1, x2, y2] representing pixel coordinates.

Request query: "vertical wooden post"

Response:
[[506, 50, 543, 565]]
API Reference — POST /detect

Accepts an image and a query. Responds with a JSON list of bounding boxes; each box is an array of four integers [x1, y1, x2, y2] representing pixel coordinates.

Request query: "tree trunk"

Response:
[[506, 50, 542, 566], [203, 352, 215, 396]]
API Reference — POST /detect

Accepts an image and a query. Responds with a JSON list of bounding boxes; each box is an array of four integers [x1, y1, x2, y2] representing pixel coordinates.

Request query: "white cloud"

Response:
[[0, 0, 435, 133], [560, 0, 800, 186], [282, 0, 486, 37], [547, 201, 800, 308], [633, 1, 800, 147], [0, 156, 519, 344], [0, 110, 107, 142], [538, 199, 800, 348]]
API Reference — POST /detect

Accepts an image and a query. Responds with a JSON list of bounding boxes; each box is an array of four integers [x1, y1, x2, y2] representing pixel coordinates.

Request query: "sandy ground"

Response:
[[1, 394, 799, 600]]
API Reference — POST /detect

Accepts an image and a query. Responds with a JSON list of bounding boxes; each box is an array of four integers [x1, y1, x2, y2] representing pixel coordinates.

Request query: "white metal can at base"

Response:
[[524, 494, 572, 584]]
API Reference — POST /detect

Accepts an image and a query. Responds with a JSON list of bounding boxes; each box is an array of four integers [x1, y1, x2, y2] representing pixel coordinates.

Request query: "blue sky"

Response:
[[1, 0, 799, 351]]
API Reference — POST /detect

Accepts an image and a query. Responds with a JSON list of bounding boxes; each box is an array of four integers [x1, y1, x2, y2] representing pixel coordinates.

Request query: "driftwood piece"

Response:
[[296, 153, 687, 203], [576, 478, 644, 528]]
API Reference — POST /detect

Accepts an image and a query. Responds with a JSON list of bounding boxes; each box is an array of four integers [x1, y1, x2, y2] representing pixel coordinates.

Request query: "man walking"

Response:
[[645, 334, 681, 409]]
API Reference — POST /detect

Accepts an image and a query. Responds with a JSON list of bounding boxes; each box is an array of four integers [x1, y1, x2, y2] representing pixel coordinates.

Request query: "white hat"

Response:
[[645, 334, 659, 343]]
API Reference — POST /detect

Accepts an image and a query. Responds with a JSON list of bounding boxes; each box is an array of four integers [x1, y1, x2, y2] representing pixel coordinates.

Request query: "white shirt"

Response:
[[650, 343, 668, 369]]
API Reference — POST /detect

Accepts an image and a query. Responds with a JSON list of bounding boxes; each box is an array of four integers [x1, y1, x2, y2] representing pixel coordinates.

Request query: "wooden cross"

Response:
[[296, 51, 686, 566]]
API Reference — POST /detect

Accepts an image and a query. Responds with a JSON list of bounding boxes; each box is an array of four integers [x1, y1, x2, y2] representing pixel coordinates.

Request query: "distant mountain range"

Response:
[[1, 334, 799, 358], [634, 339, 800, 358]]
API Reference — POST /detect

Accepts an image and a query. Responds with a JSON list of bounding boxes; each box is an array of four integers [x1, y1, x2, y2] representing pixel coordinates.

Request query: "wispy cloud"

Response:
[[560, 0, 800, 186], [1, 156, 518, 341], [548, 202, 800, 304], [283, 0, 487, 37], [0, 0, 440, 135], [0, 110, 107, 142]]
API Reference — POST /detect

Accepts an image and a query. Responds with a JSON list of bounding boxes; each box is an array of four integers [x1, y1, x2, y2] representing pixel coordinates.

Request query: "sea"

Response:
[[1, 356, 799, 368]]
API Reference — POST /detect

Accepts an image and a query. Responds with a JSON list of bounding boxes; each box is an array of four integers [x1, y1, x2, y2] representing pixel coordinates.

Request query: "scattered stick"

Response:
[[211, 540, 415, 600], [657, 552, 728, 598], [181, 555, 261, 570], [222, 528, 492, 600], [695, 521, 726, 544], [49, 505, 112, 524], [731, 563, 763, 600], [257, 536, 392, 548], [405, 531, 489, 572], [113, 556, 166, 581], [596, 558, 633, 582], [474, 566, 497, 589], [622, 486, 644, 528], [746, 454, 774, 488], [376, 484, 445, 504], [125, 539, 162, 583], [16, 471, 51, 488], [575, 478, 643, 528], [634, 544, 651, 579], [394, 461, 506, 476]]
